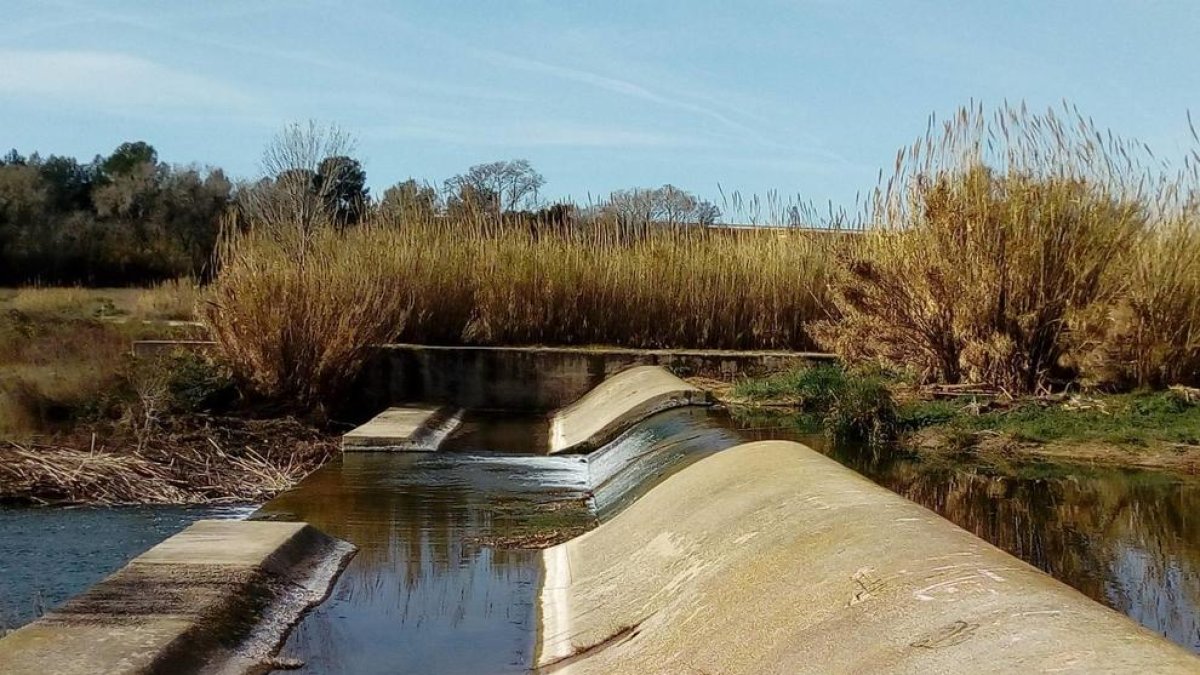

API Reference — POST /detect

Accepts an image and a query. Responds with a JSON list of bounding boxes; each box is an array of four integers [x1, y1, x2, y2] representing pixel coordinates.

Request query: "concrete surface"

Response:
[[131, 341, 833, 410], [549, 366, 710, 455], [538, 441, 1200, 674], [0, 520, 355, 675], [342, 405, 463, 452]]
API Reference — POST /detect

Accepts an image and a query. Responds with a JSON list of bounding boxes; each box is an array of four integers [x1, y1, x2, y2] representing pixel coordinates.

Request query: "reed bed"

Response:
[[0, 416, 335, 505], [205, 216, 840, 410], [816, 103, 1200, 393], [204, 102, 1200, 411]]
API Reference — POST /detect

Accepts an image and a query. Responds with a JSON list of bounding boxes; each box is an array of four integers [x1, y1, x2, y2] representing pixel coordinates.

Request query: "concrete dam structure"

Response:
[[538, 441, 1199, 673], [1, 363, 1196, 672]]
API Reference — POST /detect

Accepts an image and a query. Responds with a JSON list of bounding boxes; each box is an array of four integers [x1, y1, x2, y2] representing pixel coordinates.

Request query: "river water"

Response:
[[0, 407, 1196, 669], [0, 504, 254, 631]]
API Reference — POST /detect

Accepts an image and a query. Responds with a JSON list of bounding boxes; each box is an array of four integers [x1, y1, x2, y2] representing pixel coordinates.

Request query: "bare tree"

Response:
[[601, 184, 719, 233], [241, 121, 357, 234], [443, 159, 544, 216]]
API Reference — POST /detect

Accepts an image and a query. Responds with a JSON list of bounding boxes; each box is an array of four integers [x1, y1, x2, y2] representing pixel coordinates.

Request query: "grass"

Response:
[[901, 391, 1200, 448], [732, 365, 898, 445], [0, 282, 200, 322], [205, 215, 841, 413], [0, 287, 333, 505]]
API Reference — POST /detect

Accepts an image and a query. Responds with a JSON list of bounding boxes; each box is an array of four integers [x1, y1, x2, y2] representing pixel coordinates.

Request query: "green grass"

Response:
[[900, 392, 1200, 447], [732, 365, 898, 445]]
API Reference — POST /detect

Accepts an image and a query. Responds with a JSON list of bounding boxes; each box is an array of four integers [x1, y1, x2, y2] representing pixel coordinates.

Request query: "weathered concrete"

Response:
[[538, 441, 1199, 674], [0, 520, 355, 675], [549, 366, 710, 455], [341, 405, 463, 452], [365, 344, 832, 410], [130, 341, 832, 411]]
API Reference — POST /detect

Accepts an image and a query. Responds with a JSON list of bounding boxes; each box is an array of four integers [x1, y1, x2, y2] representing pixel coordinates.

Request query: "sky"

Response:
[[3, 0, 1200, 216]]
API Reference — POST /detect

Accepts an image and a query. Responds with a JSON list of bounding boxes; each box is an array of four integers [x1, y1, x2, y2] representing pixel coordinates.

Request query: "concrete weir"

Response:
[[341, 405, 463, 452], [0, 520, 355, 675], [538, 441, 1199, 674], [549, 365, 710, 454]]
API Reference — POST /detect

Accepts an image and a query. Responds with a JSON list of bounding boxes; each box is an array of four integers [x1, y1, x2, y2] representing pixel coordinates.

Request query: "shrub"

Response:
[[815, 104, 1149, 393], [204, 221, 414, 415], [823, 374, 898, 446]]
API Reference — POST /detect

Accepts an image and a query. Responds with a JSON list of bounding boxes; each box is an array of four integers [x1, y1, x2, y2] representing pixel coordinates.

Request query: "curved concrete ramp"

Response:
[[549, 366, 709, 455], [0, 520, 355, 675], [538, 441, 1198, 674]]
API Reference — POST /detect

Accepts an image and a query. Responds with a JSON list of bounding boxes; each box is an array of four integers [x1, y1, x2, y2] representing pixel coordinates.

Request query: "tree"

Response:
[[241, 122, 357, 234], [101, 141, 158, 179], [315, 155, 369, 227], [695, 200, 721, 226], [38, 155, 95, 212], [444, 159, 544, 215], [602, 184, 717, 231], [379, 179, 439, 223]]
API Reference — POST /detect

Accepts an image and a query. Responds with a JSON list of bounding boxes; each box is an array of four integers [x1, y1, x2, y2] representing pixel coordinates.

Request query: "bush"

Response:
[[823, 374, 898, 446], [815, 104, 1149, 393], [204, 221, 414, 415]]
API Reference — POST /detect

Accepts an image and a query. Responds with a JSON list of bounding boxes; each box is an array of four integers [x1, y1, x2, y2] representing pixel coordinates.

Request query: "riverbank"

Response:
[[716, 367, 1200, 473], [0, 414, 337, 505], [0, 287, 338, 505]]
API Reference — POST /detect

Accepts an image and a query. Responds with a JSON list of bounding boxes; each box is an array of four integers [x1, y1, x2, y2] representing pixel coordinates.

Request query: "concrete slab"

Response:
[[0, 520, 355, 675], [341, 405, 463, 452], [549, 366, 709, 454], [538, 441, 1199, 674]]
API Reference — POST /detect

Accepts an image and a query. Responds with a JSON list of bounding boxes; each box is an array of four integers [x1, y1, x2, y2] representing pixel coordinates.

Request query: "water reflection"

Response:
[[259, 408, 744, 674], [731, 409, 1200, 653], [261, 406, 1200, 672], [259, 454, 567, 674]]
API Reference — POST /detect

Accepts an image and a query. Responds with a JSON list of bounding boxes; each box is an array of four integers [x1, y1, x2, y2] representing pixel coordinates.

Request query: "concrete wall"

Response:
[[539, 441, 1199, 674], [360, 344, 833, 411]]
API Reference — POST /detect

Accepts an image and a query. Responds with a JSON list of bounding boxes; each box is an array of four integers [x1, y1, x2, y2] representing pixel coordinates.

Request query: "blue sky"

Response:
[[3, 1, 1199, 213]]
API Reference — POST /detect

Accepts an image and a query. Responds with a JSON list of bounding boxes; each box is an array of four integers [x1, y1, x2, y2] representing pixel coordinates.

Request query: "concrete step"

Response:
[[0, 519, 355, 675], [341, 405, 464, 452]]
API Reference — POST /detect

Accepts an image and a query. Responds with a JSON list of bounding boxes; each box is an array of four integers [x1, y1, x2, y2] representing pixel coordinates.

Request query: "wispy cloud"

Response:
[[364, 118, 704, 149], [0, 49, 258, 113], [465, 45, 768, 143]]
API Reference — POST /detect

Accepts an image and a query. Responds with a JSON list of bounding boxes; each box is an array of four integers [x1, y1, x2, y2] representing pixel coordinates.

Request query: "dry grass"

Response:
[[204, 220, 417, 414], [816, 103, 1200, 392], [205, 214, 840, 412], [0, 283, 200, 322], [0, 416, 336, 505]]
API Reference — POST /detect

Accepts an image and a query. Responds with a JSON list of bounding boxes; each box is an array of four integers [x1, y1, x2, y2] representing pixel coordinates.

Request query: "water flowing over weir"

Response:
[[256, 407, 746, 674]]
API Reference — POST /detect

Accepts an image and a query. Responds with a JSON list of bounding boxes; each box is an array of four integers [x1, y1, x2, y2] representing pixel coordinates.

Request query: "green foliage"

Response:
[[161, 352, 237, 413], [824, 374, 898, 445], [734, 365, 900, 446], [732, 364, 846, 407], [897, 399, 961, 429], [0, 142, 231, 285], [902, 391, 1200, 447]]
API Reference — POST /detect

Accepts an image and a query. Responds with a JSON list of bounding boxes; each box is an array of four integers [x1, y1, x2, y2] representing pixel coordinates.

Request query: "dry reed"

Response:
[[815, 103, 1200, 392], [205, 213, 839, 411]]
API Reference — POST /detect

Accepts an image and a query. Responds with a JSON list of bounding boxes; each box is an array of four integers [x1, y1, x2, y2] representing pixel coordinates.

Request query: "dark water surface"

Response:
[[259, 407, 744, 674], [0, 504, 254, 631]]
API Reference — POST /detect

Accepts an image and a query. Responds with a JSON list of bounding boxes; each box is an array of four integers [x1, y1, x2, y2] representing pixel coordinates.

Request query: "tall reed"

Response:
[[204, 212, 839, 412], [816, 104, 1154, 392]]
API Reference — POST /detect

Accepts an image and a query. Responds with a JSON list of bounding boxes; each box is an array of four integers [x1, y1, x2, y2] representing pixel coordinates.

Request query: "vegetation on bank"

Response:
[[730, 364, 1200, 469], [0, 288, 335, 505], [195, 104, 1200, 417]]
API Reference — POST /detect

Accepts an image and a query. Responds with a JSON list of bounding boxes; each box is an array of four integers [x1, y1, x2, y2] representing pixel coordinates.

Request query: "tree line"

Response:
[[0, 136, 722, 286]]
